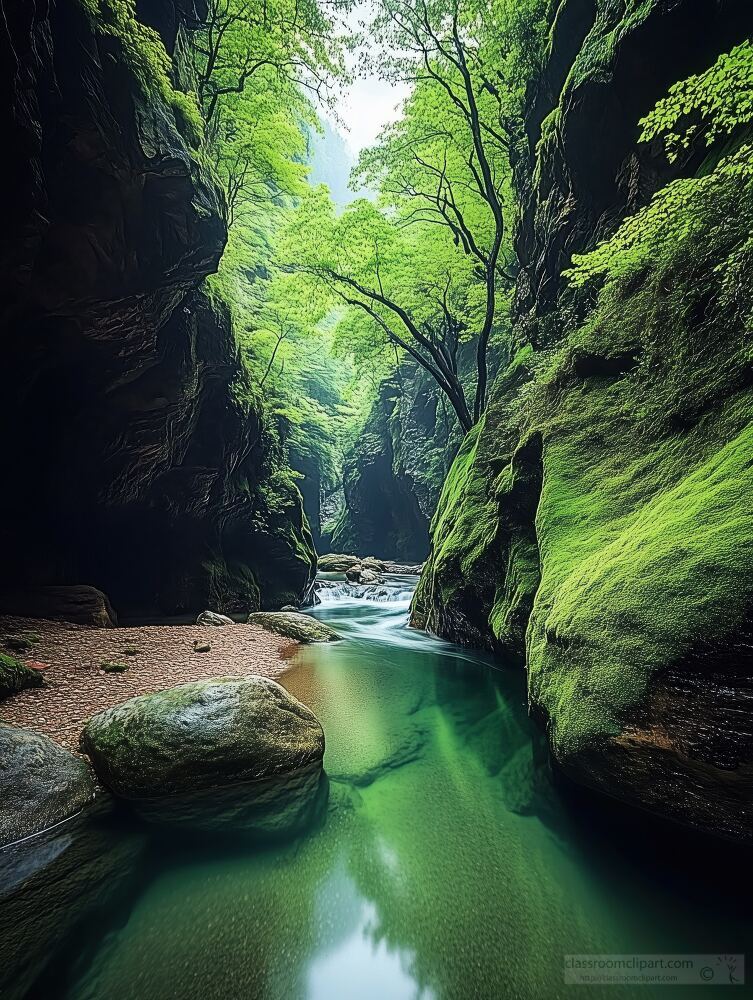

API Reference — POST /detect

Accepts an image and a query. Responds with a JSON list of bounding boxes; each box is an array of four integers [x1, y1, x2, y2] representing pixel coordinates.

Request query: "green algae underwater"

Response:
[[9, 582, 752, 1000]]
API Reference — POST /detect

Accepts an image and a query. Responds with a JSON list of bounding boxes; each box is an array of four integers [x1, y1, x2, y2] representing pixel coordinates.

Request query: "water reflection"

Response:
[[4, 581, 751, 999]]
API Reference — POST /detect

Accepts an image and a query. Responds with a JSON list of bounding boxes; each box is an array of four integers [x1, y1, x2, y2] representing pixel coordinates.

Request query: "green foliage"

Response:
[[566, 41, 753, 290], [639, 41, 753, 161], [564, 142, 753, 287]]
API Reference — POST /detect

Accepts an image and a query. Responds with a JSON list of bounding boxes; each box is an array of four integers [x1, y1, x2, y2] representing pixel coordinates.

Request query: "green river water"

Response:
[[1, 576, 750, 999]]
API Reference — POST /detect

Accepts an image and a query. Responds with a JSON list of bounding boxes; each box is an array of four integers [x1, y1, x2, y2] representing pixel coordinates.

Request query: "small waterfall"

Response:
[[314, 578, 415, 605]]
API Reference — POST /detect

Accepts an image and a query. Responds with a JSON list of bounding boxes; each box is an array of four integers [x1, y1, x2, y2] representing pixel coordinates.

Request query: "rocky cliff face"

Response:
[[0, 0, 315, 617], [330, 371, 459, 562], [414, 0, 753, 841]]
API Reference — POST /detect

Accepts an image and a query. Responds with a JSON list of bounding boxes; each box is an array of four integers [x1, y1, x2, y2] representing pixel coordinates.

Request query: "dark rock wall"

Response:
[[414, 0, 753, 842], [330, 371, 460, 562], [0, 0, 315, 616]]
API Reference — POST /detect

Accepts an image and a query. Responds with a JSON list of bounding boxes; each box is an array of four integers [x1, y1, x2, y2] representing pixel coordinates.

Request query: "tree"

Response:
[[191, 0, 352, 127], [285, 0, 546, 431], [285, 189, 494, 433]]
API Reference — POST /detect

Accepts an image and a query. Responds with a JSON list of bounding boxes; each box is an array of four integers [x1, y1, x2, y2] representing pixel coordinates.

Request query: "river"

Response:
[[4, 576, 751, 998]]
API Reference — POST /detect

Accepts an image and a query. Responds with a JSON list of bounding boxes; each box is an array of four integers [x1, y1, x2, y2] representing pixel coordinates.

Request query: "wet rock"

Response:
[[0, 586, 116, 627], [0, 724, 95, 847], [0, 798, 145, 1000], [0, 653, 44, 700], [361, 557, 387, 572], [345, 565, 383, 585], [384, 561, 424, 575], [80, 676, 325, 799], [280, 604, 298, 612], [317, 553, 362, 572], [196, 611, 234, 627], [247, 611, 341, 643]]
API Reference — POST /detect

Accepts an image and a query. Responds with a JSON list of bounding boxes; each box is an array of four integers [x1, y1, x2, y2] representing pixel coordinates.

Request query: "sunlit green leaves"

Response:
[[639, 41, 753, 162]]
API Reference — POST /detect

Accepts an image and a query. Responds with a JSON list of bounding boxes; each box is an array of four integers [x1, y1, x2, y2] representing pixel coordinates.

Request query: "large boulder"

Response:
[[317, 553, 361, 572], [0, 587, 116, 627], [247, 611, 341, 643], [0, 724, 95, 847], [80, 676, 324, 800], [0, 653, 44, 700], [384, 561, 424, 575], [196, 610, 234, 627]]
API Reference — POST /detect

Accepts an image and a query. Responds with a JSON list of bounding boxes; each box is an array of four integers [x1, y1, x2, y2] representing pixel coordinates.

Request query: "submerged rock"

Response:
[[0, 724, 95, 847], [136, 762, 329, 839], [0, 799, 145, 1000], [80, 676, 325, 800], [196, 611, 234, 627], [247, 611, 341, 643], [0, 653, 44, 700]]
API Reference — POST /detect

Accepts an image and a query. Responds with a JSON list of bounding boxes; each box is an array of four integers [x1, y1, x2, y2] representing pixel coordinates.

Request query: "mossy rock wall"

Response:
[[414, 0, 753, 841]]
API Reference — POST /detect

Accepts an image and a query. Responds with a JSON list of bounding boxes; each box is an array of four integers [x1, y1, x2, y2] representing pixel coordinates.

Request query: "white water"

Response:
[[313, 574, 417, 606]]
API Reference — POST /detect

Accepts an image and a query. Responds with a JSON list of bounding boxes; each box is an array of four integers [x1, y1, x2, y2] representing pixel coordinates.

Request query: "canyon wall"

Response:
[[0, 0, 315, 618], [330, 370, 460, 562], [413, 0, 753, 841]]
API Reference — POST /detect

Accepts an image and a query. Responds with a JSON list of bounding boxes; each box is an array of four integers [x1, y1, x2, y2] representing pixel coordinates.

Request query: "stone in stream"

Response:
[[360, 556, 386, 572], [317, 553, 361, 572], [247, 611, 341, 643], [345, 565, 383, 585], [80, 676, 325, 829], [0, 724, 96, 847], [196, 610, 234, 627]]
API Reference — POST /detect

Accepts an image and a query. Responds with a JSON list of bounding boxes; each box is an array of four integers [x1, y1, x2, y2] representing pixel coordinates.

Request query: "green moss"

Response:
[[0, 653, 44, 699], [528, 381, 753, 755], [102, 661, 129, 673], [79, 0, 204, 149], [413, 349, 538, 644]]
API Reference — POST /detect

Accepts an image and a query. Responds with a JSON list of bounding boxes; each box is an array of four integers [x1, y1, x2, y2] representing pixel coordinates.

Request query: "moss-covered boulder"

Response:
[[0, 724, 95, 846], [80, 676, 324, 800], [0, 653, 44, 700], [317, 553, 361, 572], [247, 611, 341, 643]]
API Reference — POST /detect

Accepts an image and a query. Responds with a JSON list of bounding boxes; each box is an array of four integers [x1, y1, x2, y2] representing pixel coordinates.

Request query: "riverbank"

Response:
[[0, 616, 294, 752]]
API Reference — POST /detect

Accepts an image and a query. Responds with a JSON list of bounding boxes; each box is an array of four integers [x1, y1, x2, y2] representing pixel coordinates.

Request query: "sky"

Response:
[[326, 3, 411, 157]]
